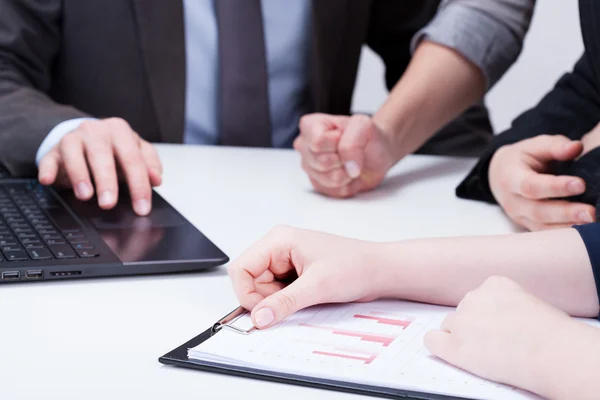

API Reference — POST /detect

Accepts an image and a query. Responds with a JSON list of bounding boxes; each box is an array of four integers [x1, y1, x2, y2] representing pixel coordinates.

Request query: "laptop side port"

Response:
[[50, 271, 82, 277], [2, 271, 20, 280], [25, 270, 43, 280]]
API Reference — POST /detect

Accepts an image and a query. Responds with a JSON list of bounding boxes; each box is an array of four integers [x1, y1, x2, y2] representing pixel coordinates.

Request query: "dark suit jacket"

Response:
[[0, 0, 492, 177], [457, 0, 600, 205]]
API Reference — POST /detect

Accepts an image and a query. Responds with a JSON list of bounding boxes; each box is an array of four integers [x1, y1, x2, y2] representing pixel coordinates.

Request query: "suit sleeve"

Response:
[[456, 52, 600, 203], [0, 0, 90, 177], [573, 223, 600, 305], [364, 0, 441, 92]]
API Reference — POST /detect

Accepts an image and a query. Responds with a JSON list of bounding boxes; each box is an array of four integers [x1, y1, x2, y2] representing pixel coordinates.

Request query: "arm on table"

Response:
[[0, 0, 90, 177], [457, 52, 600, 203], [380, 227, 599, 317], [228, 223, 600, 330], [372, 0, 535, 160], [296, 0, 535, 197]]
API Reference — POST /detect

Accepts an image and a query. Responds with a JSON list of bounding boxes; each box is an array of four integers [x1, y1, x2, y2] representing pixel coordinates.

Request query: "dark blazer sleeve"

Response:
[[573, 223, 600, 305], [0, 0, 90, 177], [364, 0, 440, 91], [456, 52, 600, 203]]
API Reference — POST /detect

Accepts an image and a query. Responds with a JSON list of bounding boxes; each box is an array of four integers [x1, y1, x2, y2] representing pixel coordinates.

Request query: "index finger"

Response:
[[514, 172, 586, 200], [227, 227, 296, 310], [299, 114, 347, 153], [38, 149, 60, 185], [110, 125, 152, 216]]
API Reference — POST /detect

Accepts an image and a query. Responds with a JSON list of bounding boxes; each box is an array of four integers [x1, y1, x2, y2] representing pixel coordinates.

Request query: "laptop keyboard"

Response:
[[0, 183, 100, 263]]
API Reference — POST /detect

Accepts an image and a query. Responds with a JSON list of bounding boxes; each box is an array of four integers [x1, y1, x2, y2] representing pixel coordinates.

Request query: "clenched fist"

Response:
[[294, 114, 397, 198]]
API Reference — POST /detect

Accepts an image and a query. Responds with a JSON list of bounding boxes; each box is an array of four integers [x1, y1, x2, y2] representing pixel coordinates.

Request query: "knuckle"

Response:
[[353, 114, 371, 124], [497, 171, 513, 191], [293, 137, 302, 151], [460, 291, 476, 306], [274, 292, 297, 313], [519, 179, 537, 198], [316, 153, 338, 169], [502, 200, 517, 217], [529, 205, 545, 222], [328, 170, 346, 185], [486, 276, 518, 291], [298, 115, 313, 132], [312, 134, 329, 150], [60, 132, 80, 147], [484, 276, 506, 287], [106, 117, 131, 130], [78, 120, 96, 132], [269, 224, 291, 238]]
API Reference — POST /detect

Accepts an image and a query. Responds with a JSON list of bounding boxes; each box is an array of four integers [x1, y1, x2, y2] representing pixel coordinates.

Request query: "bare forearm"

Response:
[[374, 40, 485, 162], [379, 228, 599, 317]]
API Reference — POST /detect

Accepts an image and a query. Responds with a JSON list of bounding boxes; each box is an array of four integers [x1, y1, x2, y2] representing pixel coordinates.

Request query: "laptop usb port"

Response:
[[2, 271, 20, 280], [26, 270, 43, 280]]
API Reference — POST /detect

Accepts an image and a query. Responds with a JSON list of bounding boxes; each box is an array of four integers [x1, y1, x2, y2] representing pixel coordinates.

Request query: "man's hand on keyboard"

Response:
[[37, 118, 162, 216]]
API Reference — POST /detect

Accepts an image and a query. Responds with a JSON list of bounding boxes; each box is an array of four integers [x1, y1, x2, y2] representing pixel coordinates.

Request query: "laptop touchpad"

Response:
[[91, 205, 185, 230]]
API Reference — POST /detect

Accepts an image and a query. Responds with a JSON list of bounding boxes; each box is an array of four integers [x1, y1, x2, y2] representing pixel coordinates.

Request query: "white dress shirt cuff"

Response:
[[35, 118, 97, 166]]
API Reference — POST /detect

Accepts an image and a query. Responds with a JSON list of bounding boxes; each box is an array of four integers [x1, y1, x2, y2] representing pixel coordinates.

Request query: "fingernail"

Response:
[[99, 191, 115, 207], [344, 161, 361, 179], [135, 199, 151, 216], [75, 182, 92, 198], [254, 308, 274, 328], [568, 180, 585, 194], [39, 174, 52, 184], [579, 212, 594, 223]]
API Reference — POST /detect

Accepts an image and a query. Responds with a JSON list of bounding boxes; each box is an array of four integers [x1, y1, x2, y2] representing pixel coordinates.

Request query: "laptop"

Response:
[[0, 167, 229, 283]]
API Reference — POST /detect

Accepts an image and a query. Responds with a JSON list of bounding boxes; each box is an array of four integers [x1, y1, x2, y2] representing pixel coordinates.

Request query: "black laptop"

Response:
[[0, 169, 228, 282]]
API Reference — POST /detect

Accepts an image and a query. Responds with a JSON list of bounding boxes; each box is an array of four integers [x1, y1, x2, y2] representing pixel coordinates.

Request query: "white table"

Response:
[[0, 145, 520, 400]]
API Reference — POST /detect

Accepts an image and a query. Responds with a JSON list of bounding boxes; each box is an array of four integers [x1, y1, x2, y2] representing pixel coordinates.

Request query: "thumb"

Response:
[[523, 135, 583, 162], [250, 277, 322, 329], [338, 115, 374, 179], [550, 138, 584, 162], [423, 330, 455, 363]]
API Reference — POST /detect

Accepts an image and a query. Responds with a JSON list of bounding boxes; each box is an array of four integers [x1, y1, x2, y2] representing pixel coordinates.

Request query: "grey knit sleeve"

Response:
[[411, 0, 536, 88]]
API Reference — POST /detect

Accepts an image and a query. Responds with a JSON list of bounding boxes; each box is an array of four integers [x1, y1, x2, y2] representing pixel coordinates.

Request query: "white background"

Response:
[[352, 0, 584, 133]]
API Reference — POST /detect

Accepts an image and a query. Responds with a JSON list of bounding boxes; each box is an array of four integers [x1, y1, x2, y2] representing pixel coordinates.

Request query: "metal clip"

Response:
[[212, 306, 257, 335]]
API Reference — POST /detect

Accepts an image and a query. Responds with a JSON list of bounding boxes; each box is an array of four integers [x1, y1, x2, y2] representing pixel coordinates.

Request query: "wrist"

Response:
[[525, 319, 596, 399], [362, 241, 405, 299], [487, 146, 508, 202], [372, 109, 418, 164]]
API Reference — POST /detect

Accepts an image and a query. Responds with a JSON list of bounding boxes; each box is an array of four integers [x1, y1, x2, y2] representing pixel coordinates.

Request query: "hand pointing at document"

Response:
[[227, 225, 386, 329]]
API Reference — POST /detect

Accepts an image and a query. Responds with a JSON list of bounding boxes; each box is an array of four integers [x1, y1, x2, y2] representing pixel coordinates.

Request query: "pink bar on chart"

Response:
[[299, 323, 396, 347], [313, 351, 376, 364], [353, 314, 411, 329], [332, 330, 395, 347]]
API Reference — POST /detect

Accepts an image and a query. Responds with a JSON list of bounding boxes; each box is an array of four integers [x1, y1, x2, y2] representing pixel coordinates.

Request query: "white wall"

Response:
[[351, 0, 584, 133]]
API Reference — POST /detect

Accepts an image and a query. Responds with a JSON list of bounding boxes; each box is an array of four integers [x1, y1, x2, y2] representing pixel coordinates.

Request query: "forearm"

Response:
[[0, 80, 89, 176], [377, 228, 599, 317], [374, 40, 485, 162]]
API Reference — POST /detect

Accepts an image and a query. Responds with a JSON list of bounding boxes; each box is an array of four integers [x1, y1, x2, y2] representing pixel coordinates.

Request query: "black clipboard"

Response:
[[158, 307, 471, 400]]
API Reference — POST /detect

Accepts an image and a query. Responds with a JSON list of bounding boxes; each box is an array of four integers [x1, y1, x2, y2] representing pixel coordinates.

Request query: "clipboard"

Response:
[[158, 307, 470, 400]]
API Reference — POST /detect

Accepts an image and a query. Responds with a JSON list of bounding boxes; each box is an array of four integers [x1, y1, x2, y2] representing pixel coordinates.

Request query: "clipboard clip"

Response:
[[211, 306, 257, 335]]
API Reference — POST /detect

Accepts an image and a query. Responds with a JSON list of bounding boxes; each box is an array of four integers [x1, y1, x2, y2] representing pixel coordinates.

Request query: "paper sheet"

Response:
[[188, 300, 555, 399]]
